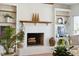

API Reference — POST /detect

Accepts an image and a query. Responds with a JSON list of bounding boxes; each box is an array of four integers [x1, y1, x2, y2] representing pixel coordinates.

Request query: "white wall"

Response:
[[0, 4, 16, 12], [71, 4, 79, 16], [17, 3, 54, 55], [53, 3, 70, 9]]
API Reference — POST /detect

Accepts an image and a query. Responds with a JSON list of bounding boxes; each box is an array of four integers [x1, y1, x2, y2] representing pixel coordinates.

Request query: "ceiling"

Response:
[[57, 3, 79, 5], [2, 3, 79, 6]]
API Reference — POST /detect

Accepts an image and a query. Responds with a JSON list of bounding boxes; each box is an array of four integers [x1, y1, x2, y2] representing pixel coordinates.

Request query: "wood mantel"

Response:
[[20, 20, 52, 25]]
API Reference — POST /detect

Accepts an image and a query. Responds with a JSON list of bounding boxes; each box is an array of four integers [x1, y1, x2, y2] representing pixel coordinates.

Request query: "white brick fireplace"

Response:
[[18, 23, 53, 55], [17, 3, 54, 55], [23, 23, 53, 47]]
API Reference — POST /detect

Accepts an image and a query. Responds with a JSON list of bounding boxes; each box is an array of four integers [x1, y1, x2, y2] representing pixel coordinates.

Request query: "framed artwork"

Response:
[[57, 26, 65, 37]]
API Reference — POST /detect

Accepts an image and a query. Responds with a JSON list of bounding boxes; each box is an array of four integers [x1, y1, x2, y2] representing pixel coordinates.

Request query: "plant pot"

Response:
[[49, 37, 55, 46], [1, 52, 15, 56], [1, 48, 15, 56], [9, 48, 14, 53], [17, 42, 23, 48]]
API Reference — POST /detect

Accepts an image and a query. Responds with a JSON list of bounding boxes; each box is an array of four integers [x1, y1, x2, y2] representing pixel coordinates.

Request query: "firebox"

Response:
[[27, 33, 44, 46]]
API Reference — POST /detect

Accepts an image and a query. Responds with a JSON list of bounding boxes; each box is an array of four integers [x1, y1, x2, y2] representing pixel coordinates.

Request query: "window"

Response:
[[74, 16, 79, 35]]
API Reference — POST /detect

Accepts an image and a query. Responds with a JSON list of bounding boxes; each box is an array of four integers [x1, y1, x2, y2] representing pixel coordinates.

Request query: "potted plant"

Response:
[[16, 30, 24, 48], [0, 26, 16, 55], [14, 30, 24, 56], [53, 46, 74, 56], [52, 38, 74, 56]]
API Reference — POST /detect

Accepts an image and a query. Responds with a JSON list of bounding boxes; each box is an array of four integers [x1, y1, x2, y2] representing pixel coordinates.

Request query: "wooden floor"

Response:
[[28, 53, 53, 56]]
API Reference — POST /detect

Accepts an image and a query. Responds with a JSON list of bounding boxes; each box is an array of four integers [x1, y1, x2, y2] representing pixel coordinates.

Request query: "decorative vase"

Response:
[[32, 13, 39, 23], [32, 13, 35, 22], [49, 37, 55, 46], [36, 13, 39, 22], [5, 17, 14, 23], [34, 13, 37, 23]]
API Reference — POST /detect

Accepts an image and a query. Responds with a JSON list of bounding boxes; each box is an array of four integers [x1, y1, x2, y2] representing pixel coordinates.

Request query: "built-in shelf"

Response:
[[0, 22, 16, 25], [56, 15, 70, 17], [20, 20, 52, 25], [0, 22, 16, 28], [0, 10, 16, 13], [55, 8, 71, 40]]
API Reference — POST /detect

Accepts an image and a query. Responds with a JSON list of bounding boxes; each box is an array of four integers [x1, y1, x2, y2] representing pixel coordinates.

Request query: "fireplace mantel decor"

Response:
[[32, 13, 39, 23], [20, 13, 52, 25], [20, 20, 52, 25]]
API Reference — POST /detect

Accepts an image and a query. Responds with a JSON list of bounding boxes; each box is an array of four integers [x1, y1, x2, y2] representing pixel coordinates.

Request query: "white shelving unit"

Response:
[[54, 8, 71, 43], [0, 5, 16, 28], [0, 5, 16, 38]]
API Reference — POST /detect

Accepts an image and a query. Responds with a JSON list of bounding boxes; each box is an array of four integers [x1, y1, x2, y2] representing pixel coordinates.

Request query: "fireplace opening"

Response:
[[27, 33, 44, 46]]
